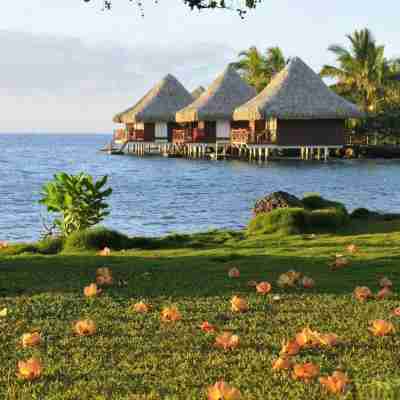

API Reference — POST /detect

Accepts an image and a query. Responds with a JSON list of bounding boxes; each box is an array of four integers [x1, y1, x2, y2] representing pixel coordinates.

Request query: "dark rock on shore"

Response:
[[253, 191, 303, 215]]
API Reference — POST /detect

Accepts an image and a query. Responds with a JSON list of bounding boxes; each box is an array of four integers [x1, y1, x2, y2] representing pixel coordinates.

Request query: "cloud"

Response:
[[0, 30, 235, 131], [0, 30, 235, 96]]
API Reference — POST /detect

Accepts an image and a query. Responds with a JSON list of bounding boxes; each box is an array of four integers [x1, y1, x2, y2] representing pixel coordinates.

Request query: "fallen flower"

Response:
[[207, 380, 241, 400], [295, 327, 320, 348], [353, 286, 373, 302], [228, 268, 240, 278], [316, 333, 339, 347], [292, 362, 320, 382], [96, 274, 113, 286], [256, 281, 272, 295], [84, 283, 102, 298], [346, 244, 358, 253], [320, 371, 350, 395], [231, 296, 249, 313], [98, 247, 111, 256], [277, 273, 295, 288], [215, 332, 240, 351], [301, 276, 315, 289], [369, 319, 395, 336], [200, 321, 216, 333], [17, 357, 42, 381], [272, 356, 293, 371], [377, 287, 392, 300], [160, 306, 182, 323], [393, 307, 400, 317], [281, 339, 301, 356], [73, 319, 97, 336], [133, 302, 151, 313], [330, 256, 350, 270], [379, 276, 393, 288], [21, 332, 42, 348]]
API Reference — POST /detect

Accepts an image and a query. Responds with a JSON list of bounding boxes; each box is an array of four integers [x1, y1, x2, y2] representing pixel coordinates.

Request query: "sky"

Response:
[[0, 0, 399, 133]]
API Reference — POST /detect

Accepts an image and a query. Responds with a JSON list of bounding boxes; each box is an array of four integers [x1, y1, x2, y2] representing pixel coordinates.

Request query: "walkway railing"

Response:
[[231, 129, 274, 145]]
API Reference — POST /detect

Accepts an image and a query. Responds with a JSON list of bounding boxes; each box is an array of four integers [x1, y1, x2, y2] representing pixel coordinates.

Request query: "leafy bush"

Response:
[[37, 236, 64, 255], [351, 207, 373, 219], [248, 208, 307, 234], [306, 207, 349, 230], [63, 227, 130, 251], [39, 172, 112, 236], [302, 194, 347, 215]]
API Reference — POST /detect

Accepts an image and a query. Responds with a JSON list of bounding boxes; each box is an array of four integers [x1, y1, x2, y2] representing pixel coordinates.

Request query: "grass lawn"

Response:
[[1, 219, 400, 399]]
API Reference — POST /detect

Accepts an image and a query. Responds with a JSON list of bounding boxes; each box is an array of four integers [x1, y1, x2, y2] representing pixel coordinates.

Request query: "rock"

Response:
[[253, 191, 303, 215]]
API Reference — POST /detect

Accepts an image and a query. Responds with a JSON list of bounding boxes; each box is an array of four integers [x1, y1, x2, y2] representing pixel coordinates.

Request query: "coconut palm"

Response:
[[233, 46, 287, 92], [265, 46, 288, 77], [321, 28, 391, 112], [233, 46, 269, 92]]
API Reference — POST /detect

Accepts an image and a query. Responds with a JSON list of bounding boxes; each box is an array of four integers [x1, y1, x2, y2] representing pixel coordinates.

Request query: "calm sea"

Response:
[[0, 133, 399, 242]]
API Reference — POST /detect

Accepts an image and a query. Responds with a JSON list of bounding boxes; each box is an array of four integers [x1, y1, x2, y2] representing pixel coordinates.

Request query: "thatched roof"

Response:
[[233, 57, 363, 121], [113, 74, 193, 124], [176, 64, 256, 122], [191, 86, 206, 99]]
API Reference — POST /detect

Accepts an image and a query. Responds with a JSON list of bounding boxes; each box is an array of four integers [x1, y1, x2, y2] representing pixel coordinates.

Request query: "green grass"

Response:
[[1, 219, 400, 399]]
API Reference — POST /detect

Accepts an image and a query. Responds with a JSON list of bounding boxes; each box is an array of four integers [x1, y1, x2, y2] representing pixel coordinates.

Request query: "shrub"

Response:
[[302, 194, 347, 215], [64, 227, 130, 251], [248, 208, 307, 235], [351, 208, 372, 219], [37, 236, 64, 255], [306, 207, 349, 230], [39, 172, 112, 236]]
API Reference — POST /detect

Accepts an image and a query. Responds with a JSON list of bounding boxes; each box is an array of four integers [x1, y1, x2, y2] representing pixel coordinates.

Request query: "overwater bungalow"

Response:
[[232, 57, 364, 160], [112, 74, 193, 153], [174, 64, 256, 156]]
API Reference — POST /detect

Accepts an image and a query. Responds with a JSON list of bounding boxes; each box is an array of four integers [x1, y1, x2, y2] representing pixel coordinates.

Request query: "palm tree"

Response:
[[233, 46, 287, 92], [320, 28, 388, 112], [265, 46, 288, 77], [233, 46, 269, 92]]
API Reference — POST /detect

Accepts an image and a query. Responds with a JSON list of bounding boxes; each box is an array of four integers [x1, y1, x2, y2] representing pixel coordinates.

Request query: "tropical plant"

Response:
[[82, 0, 262, 16], [320, 28, 400, 113], [233, 46, 287, 92], [265, 46, 288, 77], [39, 172, 112, 236]]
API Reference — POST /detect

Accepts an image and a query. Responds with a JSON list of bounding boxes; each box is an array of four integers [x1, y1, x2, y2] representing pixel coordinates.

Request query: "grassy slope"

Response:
[[1, 220, 400, 399]]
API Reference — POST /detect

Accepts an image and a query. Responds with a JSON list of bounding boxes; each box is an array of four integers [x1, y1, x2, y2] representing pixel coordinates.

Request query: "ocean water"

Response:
[[0, 133, 399, 242]]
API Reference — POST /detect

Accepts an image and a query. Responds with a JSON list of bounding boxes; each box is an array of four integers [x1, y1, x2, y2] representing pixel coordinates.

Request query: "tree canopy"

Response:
[[233, 46, 288, 92], [83, 0, 262, 17]]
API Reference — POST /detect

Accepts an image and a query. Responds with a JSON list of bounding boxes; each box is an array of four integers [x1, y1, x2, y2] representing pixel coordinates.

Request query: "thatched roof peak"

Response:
[[113, 74, 193, 124], [233, 57, 364, 121], [191, 86, 206, 99], [176, 64, 256, 122]]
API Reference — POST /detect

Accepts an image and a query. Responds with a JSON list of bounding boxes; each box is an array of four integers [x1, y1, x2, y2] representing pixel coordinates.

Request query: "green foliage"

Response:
[[233, 46, 288, 92], [306, 208, 349, 230], [351, 207, 373, 219], [37, 236, 64, 255], [302, 194, 348, 215], [248, 207, 307, 234], [63, 227, 130, 252], [249, 194, 349, 235], [39, 172, 112, 236]]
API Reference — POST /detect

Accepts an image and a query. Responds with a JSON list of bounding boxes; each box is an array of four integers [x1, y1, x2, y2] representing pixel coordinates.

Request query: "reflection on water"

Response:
[[0, 134, 399, 241]]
